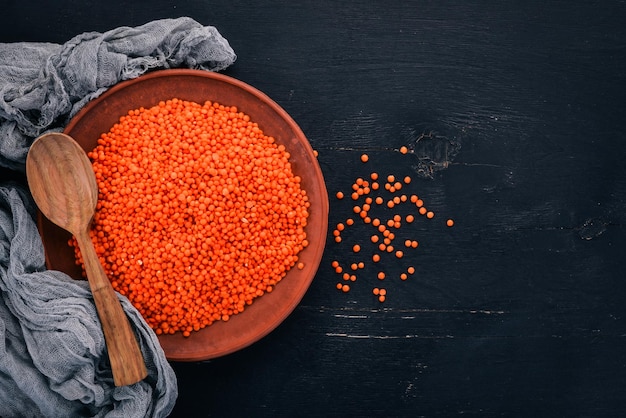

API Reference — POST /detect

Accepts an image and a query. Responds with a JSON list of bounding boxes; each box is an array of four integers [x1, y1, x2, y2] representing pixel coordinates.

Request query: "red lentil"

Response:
[[328, 153, 456, 304], [74, 98, 310, 336]]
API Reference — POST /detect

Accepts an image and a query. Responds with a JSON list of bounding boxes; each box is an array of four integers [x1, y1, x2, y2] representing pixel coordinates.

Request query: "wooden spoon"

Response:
[[26, 132, 148, 387]]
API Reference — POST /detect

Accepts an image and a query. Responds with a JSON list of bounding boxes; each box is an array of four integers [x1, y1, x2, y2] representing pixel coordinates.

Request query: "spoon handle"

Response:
[[75, 229, 148, 386]]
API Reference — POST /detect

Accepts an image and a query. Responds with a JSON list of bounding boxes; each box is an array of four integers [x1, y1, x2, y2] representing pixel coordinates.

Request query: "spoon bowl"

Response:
[[26, 132, 148, 387]]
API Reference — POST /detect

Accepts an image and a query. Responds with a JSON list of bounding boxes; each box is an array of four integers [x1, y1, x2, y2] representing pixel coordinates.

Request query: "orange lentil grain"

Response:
[[336, 191, 344, 199], [342, 284, 350, 293], [353, 244, 361, 253], [407, 266, 415, 274], [426, 211, 435, 219], [399, 146, 408, 154], [400, 273, 408, 280], [377, 272, 385, 280], [378, 295, 386, 303], [360, 154, 369, 163], [76, 98, 310, 335], [447, 218, 455, 227], [419, 207, 427, 215], [372, 254, 381, 262]]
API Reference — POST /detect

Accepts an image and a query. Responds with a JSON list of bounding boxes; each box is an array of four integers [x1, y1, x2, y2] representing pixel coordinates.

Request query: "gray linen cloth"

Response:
[[0, 17, 236, 417]]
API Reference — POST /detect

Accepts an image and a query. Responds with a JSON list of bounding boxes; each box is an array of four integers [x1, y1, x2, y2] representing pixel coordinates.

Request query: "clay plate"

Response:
[[37, 69, 328, 361]]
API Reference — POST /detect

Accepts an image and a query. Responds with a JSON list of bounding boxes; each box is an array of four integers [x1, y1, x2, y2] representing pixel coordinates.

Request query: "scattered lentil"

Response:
[[327, 153, 456, 305]]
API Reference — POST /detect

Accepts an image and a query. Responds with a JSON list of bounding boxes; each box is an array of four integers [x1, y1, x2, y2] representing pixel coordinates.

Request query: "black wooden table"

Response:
[[2, 1, 626, 416]]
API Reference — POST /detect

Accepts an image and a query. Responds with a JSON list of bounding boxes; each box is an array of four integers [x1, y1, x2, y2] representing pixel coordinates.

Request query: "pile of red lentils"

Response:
[[71, 98, 310, 336]]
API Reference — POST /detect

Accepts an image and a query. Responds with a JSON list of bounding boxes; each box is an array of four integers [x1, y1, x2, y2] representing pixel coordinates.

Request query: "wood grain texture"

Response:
[[26, 133, 147, 386], [3, 0, 626, 415]]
